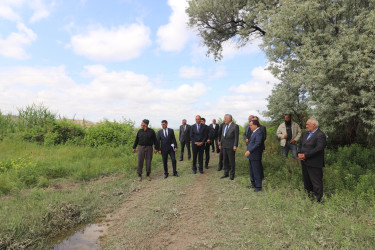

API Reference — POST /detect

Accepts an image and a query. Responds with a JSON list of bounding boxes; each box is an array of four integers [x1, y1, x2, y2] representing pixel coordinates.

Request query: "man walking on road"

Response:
[[179, 119, 191, 161], [132, 119, 158, 181]]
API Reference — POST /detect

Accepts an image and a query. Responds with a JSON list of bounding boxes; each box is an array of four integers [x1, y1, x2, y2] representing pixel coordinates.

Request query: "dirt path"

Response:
[[100, 153, 222, 249]]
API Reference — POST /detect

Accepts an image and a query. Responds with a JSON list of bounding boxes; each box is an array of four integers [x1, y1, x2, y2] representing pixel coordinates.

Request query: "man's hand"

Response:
[[174, 148, 177, 152], [245, 151, 250, 157], [245, 139, 249, 144], [132, 148, 136, 153], [298, 153, 306, 161], [154, 149, 158, 154], [219, 145, 222, 150], [283, 134, 288, 139], [207, 139, 211, 144], [233, 146, 237, 151], [158, 150, 162, 154], [290, 139, 296, 144]]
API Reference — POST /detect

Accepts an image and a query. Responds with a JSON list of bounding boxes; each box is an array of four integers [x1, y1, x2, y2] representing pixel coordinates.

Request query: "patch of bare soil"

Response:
[[101, 155, 220, 249]]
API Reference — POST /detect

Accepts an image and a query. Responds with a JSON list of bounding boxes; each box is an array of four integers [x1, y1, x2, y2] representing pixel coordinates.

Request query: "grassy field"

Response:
[[1, 127, 375, 249]]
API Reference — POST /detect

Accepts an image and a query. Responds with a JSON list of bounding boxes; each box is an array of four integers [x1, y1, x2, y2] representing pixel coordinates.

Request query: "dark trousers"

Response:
[[180, 141, 191, 160], [222, 148, 236, 177], [218, 149, 223, 170], [204, 142, 210, 167], [192, 143, 204, 171], [301, 164, 323, 202], [162, 149, 177, 175], [211, 137, 219, 152], [137, 146, 153, 175], [249, 160, 262, 189]]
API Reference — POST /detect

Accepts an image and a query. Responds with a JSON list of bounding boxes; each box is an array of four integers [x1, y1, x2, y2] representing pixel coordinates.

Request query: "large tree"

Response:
[[187, 0, 375, 144]]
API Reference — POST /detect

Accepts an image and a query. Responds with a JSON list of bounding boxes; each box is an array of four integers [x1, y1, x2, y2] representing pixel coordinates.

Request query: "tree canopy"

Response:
[[187, 0, 375, 145]]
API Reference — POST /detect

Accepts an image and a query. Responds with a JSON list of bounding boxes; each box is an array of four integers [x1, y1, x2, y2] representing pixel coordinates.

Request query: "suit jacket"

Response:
[[157, 128, 177, 152], [190, 123, 208, 144], [179, 124, 191, 143], [259, 125, 267, 150], [205, 124, 213, 141], [246, 128, 263, 161], [244, 124, 251, 140], [220, 123, 239, 149], [218, 123, 225, 141], [209, 123, 219, 139], [298, 129, 326, 168]]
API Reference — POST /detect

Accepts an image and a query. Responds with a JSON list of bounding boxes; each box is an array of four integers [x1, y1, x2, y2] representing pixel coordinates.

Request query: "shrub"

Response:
[[83, 119, 135, 147]]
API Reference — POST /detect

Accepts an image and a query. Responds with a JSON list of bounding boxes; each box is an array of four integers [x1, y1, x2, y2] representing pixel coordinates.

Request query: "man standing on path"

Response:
[[190, 115, 207, 174], [132, 119, 158, 181], [157, 120, 179, 179], [245, 120, 264, 192], [201, 118, 212, 169], [219, 114, 239, 180], [277, 114, 302, 160], [298, 118, 326, 202], [244, 115, 254, 145], [253, 116, 267, 179], [217, 121, 225, 171], [179, 119, 191, 161], [209, 119, 220, 153]]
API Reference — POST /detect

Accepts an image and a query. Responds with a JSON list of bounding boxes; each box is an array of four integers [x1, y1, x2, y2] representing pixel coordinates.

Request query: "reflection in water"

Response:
[[52, 223, 107, 250]]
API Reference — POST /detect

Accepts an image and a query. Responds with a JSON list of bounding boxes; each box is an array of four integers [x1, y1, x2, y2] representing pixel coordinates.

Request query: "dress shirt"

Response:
[[307, 128, 318, 140]]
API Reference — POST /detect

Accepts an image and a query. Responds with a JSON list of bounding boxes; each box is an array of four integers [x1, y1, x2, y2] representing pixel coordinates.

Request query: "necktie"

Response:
[[197, 124, 200, 133], [224, 124, 229, 136], [164, 129, 168, 137]]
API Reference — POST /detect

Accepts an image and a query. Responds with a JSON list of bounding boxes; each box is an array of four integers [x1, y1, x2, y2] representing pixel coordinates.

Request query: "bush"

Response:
[[84, 119, 135, 147]]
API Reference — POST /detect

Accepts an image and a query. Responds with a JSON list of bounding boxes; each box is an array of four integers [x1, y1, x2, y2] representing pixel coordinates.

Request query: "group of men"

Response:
[[132, 113, 327, 202]]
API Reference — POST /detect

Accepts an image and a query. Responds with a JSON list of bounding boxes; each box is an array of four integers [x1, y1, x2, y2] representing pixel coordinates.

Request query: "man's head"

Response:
[[141, 119, 149, 129], [250, 120, 260, 131], [182, 119, 187, 125], [201, 117, 206, 124], [212, 118, 216, 124], [224, 114, 233, 124], [161, 120, 168, 129], [306, 118, 319, 132], [248, 115, 254, 123], [195, 115, 201, 124], [253, 116, 259, 121], [285, 114, 292, 123]]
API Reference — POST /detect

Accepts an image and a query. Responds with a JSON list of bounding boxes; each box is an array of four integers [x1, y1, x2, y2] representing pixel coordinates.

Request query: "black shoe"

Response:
[[217, 168, 222, 171], [220, 175, 229, 179], [173, 173, 179, 177], [211, 150, 214, 152], [193, 170, 197, 174], [205, 165, 208, 169], [254, 188, 262, 192], [164, 173, 169, 179], [199, 170, 204, 174], [230, 176, 234, 180], [179, 158, 183, 161]]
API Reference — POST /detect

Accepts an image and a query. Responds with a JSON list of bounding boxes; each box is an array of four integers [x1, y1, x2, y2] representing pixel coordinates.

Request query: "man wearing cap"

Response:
[[132, 119, 158, 181]]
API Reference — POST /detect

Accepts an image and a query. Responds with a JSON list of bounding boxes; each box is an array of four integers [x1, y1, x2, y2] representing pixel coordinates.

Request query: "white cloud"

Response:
[[70, 23, 152, 61], [157, 0, 190, 51], [221, 38, 262, 59], [229, 66, 278, 95], [0, 22, 37, 59], [179, 66, 204, 79], [0, 0, 52, 23]]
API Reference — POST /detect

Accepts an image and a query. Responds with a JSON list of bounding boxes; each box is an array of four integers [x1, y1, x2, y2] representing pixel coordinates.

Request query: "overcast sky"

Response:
[[0, 0, 278, 128]]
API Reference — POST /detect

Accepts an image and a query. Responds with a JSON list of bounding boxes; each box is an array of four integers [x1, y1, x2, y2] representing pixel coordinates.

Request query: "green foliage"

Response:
[[17, 103, 56, 130], [83, 119, 135, 147]]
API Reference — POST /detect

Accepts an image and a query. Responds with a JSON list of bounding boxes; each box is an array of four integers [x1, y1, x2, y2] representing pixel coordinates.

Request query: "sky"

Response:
[[0, 0, 279, 129]]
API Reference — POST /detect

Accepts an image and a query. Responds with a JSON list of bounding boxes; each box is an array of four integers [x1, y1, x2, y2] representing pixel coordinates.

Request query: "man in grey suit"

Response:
[[219, 114, 239, 180], [179, 119, 191, 161]]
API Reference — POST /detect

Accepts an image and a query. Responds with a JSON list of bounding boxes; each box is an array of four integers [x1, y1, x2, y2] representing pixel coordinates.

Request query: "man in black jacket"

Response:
[[209, 119, 220, 153], [190, 115, 208, 174], [298, 118, 327, 202], [157, 120, 178, 179], [201, 118, 212, 169]]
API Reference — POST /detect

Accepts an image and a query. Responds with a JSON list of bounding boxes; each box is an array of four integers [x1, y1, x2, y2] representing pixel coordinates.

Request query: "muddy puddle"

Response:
[[51, 222, 107, 250]]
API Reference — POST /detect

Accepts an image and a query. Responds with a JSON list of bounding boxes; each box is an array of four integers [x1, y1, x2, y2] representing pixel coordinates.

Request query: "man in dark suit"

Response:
[[157, 120, 178, 179], [209, 119, 220, 153], [179, 119, 191, 161], [201, 118, 212, 169], [190, 115, 208, 174], [245, 120, 264, 192], [217, 122, 225, 171], [298, 118, 326, 202], [244, 115, 254, 144], [253, 116, 266, 179], [219, 114, 239, 180]]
